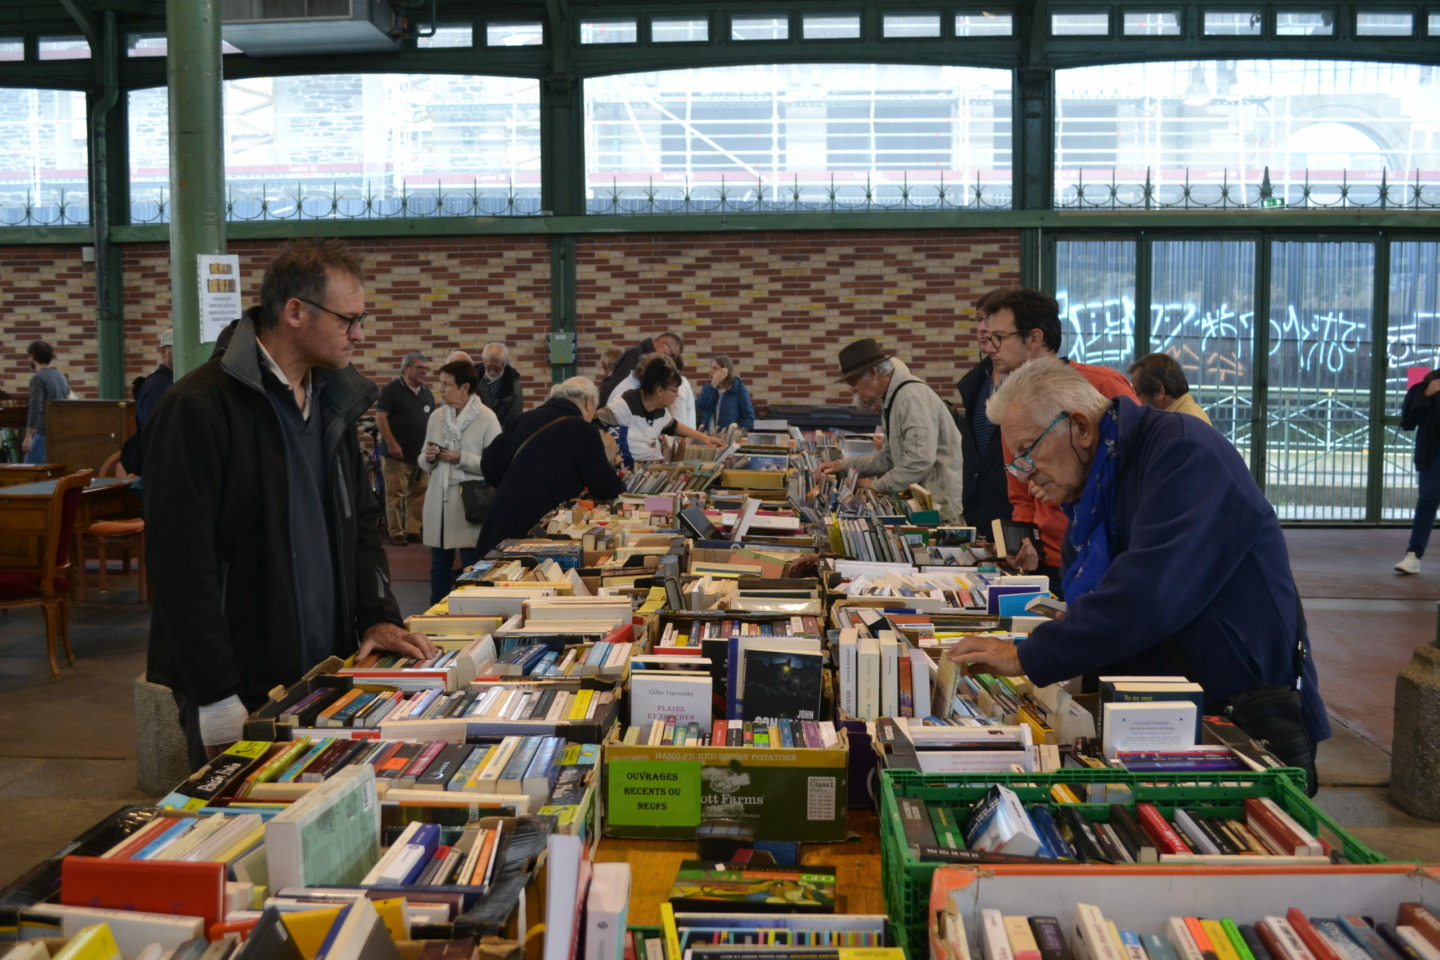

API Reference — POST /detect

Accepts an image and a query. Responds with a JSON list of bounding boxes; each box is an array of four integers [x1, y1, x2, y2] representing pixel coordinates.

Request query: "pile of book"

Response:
[[619, 717, 844, 749]]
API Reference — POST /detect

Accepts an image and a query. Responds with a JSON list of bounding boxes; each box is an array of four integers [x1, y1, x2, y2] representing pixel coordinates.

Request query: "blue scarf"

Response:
[[1060, 404, 1122, 601]]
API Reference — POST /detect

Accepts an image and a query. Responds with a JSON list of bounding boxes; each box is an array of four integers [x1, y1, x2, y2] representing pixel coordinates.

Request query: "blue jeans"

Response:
[[1408, 456, 1440, 558], [430, 546, 479, 605], [23, 433, 46, 464]]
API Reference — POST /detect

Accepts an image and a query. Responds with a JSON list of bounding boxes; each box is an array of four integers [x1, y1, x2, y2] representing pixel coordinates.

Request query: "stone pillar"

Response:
[[1390, 644, 1440, 819], [133, 674, 191, 795]]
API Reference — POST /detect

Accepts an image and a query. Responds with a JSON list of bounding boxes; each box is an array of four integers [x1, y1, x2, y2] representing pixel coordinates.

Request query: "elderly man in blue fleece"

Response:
[[946, 358, 1329, 793]]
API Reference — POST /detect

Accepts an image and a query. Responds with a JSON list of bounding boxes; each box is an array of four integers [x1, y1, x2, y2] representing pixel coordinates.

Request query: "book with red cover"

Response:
[[1397, 905, 1440, 953], [60, 855, 226, 930], [1134, 803, 1193, 856]]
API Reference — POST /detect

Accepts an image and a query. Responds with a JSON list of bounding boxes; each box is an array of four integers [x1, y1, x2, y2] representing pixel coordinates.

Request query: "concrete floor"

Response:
[[1, 530, 1438, 888]]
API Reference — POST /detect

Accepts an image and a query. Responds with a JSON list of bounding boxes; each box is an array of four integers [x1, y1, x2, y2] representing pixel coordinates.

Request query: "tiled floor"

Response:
[[1, 531, 1439, 889]]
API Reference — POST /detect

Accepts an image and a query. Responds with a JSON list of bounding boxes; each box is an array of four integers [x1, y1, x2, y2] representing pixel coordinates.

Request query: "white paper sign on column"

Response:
[[197, 254, 243, 343]]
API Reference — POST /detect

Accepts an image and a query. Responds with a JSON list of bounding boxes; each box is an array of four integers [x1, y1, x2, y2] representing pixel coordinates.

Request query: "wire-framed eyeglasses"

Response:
[[1005, 412, 1069, 478], [300, 297, 367, 334]]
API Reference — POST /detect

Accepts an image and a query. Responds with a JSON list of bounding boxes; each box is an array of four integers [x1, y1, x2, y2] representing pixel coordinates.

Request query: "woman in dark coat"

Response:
[[476, 376, 626, 556]]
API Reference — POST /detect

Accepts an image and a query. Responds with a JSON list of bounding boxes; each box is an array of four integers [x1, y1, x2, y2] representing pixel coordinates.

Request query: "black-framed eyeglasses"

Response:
[[981, 329, 1022, 349], [299, 297, 367, 334], [1005, 412, 1069, 478]]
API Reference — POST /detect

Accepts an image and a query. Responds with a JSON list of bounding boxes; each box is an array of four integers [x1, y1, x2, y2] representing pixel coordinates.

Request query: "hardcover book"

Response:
[[667, 861, 836, 914]]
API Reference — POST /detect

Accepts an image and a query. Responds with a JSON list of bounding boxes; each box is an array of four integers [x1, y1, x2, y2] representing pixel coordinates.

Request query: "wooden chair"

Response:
[[0, 469, 92, 679], [75, 451, 148, 602]]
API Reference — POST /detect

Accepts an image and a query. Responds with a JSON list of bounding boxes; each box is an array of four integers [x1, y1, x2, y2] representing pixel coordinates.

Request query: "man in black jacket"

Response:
[[477, 377, 625, 555], [955, 290, 1013, 532], [478, 341, 523, 430], [144, 240, 434, 768]]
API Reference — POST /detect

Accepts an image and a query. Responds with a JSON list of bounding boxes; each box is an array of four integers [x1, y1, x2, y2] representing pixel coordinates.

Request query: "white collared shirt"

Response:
[[256, 337, 314, 421]]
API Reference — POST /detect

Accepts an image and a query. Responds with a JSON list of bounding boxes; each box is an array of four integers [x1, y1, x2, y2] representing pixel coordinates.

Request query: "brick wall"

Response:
[[576, 229, 1019, 407], [2, 228, 1019, 410]]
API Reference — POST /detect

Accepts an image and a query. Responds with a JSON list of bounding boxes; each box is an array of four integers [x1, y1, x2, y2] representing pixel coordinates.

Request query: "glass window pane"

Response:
[[487, 22, 544, 46], [39, 37, 90, 60], [1385, 242, 1440, 519], [128, 74, 542, 223], [731, 15, 789, 41], [1123, 12, 1181, 36], [955, 12, 1012, 36], [585, 64, 1012, 214], [1052, 13, 1110, 36], [127, 34, 167, 57], [1149, 240, 1258, 465], [0, 88, 90, 224], [581, 20, 637, 44], [418, 26, 473, 48], [652, 18, 707, 43], [0, 38, 22, 61], [1268, 240, 1375, 520], [1054, 240, 1137, 370], [1356, 11, 1413, 37], [803, 15, 861, 40], [1055, 60, 1440, 210], [1431, 14, 1440, 36], [1276, 11, 1334, 36], [1204, 11, 1263, 35], [884, 14, 941, 39]]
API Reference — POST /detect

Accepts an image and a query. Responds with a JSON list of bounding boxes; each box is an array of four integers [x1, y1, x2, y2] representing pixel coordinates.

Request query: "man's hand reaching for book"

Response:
[[1012, 538, 1040, 572], [944, 634, 1022, 677], [359, 622, 438, 662]]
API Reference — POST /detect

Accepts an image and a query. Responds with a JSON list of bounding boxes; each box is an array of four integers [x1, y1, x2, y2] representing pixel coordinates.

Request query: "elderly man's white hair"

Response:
[[447, 350, 472, 364], [987, 356, 1110, 433], [482, 342, 510, 365], [549, 376, 599, 408]]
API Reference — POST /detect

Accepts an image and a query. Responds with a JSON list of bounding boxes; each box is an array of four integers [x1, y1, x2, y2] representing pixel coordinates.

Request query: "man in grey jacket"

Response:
[[817, 338, 966, 523]]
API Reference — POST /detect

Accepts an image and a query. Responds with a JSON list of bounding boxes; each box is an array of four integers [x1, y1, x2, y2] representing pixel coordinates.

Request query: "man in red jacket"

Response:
[[981, 287, 1136, 596]]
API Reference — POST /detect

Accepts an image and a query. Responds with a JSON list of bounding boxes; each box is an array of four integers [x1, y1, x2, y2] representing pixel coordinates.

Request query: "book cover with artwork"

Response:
[[740, 645, 824, 723], [667, 861, 836, 914]]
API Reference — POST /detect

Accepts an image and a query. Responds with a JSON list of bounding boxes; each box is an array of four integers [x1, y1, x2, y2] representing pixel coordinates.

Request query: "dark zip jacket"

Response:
[[144, 310, 403, 706]]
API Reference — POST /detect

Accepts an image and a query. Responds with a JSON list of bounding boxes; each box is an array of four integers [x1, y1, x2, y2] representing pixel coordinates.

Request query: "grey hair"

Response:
[[549, 376, 599, 408], [401, 351, 427, 371], [987, 357, 1110, 432], [482, 342, 510, 365], [447, 350, 472, 364], [874, 358, 895, 377]]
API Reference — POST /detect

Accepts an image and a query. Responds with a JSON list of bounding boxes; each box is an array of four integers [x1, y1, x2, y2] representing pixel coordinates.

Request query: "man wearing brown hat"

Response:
[[817, 338, 967, 523]]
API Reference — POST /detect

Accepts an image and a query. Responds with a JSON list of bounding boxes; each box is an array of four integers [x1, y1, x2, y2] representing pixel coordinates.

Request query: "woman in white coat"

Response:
[[418, 359, 502, 604]]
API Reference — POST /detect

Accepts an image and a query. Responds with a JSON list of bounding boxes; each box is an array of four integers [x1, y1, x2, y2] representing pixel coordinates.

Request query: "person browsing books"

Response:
[[374, 351, 435, 545], [816, 338, 967, 523], [1128, 352, 1213, 426], [418, 359, 502, 604], [476, 377, 625, 555], [598, 353, 723, 464], [943, 358, 1330, 793], [695, 355, 756, 433], [982, 288, 1137, 596], [1395, 369, 1440, 575], [956, 289, 1014, 532], [144, 240, 435, 769]]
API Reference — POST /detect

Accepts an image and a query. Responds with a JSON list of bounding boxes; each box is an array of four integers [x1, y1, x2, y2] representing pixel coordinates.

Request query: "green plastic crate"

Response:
[[878, 768, 1388, 960]]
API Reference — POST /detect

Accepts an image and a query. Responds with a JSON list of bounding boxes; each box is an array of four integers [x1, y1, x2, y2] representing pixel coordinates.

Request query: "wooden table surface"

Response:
[[593, 807, 886, 926], [0, 476, 138, 570], [0, 463, 66, 487]]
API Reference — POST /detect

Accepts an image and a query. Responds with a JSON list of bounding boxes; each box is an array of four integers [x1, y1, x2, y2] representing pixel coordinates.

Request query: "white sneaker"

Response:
[[1396, 552, 1422, 574]]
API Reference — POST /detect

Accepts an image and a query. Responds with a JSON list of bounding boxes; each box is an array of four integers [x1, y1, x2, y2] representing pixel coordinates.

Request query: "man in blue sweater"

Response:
[[946, 358, 1329, 791]]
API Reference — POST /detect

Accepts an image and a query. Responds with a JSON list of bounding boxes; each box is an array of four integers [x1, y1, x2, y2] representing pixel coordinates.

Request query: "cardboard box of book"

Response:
[[600, 727, 849, 843], [243, 656, 351, 742], [928, 864, 1440, 960]]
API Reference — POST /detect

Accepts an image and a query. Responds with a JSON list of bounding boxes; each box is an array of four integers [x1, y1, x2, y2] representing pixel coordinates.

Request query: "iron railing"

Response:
[[1058, 166, 1440, 211]]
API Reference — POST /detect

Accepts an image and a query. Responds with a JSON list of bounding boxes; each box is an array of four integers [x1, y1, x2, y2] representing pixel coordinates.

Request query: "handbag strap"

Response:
[[508, 414, 578, 468]]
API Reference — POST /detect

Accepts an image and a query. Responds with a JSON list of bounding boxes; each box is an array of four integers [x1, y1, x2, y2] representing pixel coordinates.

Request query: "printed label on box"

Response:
[[608, 759, 701, 827], [807, 776, 837, 821]]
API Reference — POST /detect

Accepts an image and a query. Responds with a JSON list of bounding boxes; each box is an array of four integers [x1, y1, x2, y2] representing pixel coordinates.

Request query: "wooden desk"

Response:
[[0, 463, 66, 487], [0, 477, 137, 570]]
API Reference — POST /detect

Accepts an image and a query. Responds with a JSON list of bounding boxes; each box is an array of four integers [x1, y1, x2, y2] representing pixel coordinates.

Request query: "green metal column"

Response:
[[541, 2, 582, 383], [1251, 236, 1273, 493], [60, 2, 123, 397], [166, 0, 226, 377]]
